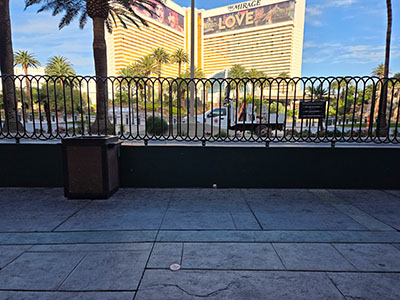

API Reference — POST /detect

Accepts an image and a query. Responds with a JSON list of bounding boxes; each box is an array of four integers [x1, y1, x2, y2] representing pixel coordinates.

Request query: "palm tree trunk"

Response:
[[0, 0, 22, 133], [43, 99, 52, 134], [92, 16, 109, 134], [157, 62, 163, 98], [178, 62, 181, 77], [378, 0, 392, 136], [23, 64, 31, 112]]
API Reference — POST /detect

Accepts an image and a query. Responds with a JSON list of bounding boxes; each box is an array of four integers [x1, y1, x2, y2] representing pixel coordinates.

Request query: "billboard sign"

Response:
[[134, 0, 184, 33], [203, 0, 295, 35]]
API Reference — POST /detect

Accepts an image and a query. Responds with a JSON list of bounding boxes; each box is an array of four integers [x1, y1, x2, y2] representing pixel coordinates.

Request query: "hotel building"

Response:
[[106, 0, 306, 78]]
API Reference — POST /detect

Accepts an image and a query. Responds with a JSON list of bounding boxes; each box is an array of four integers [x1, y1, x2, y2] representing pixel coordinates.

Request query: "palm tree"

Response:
[[45, 56, 76, 87], [137, 55, 157, 100], [229, 64, 247, 100], [117, 66, 134, 99], [372, 63, 385, 78], [247, 68, 264, 100], [377, 0, 392, 136], [25, 0, 163, 134], [151, 48, 170, 78], [0, 0, 22, 133], [307, 84, 328, 99], [14, 50, 40, 108], [151, 47, 170, 96], [116, 65, 142, 100], [371, 63, 390, 131], [278, 71, 289, 94], [171, 49, 188, 77]]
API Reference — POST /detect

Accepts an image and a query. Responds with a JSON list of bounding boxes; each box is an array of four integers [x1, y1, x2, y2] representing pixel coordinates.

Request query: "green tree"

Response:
[[25, 0, 163, 134], [0, 0, 22, 132], [136, 55, 157, 100], [171, 49, 188, 77], [151, 47, 170, 96], [229, 64, 246, 78], [14, 50, 40, 109], [229, 64, 247, 100], [372, 63, 385, 78], [247, 68, 265, 100], [151, 47, 170, 78], [45, 56, 76, 87], [278, 71, 290, 94], [117, 66, 137, 100]]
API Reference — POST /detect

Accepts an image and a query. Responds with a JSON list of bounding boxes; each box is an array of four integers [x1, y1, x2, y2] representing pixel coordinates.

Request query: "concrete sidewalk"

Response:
[[0, 188, 399, 299]]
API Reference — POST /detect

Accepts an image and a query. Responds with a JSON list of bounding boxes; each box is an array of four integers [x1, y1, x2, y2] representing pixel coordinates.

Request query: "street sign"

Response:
[[299, 101, 326, 119]]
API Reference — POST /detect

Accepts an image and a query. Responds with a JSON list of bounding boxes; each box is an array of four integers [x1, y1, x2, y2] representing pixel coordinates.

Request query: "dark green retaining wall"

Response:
[[120, 146, 400, 189], [0, 144, 63, 187], [0, 144, 399, 189]]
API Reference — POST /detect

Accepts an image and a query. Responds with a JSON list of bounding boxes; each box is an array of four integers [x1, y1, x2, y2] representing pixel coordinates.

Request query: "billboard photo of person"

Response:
[[138, 3, 152, 18], [155, 3, 166, 24], [133, 0, 185, 32], [168, 11, 184, 32]]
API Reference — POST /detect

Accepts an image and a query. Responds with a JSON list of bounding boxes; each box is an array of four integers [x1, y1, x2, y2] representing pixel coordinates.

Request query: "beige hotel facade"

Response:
[[106, 0, 306, 78]]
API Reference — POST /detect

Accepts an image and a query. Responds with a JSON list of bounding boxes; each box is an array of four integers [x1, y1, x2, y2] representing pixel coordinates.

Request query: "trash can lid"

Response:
[[62, 136, 120, 146]]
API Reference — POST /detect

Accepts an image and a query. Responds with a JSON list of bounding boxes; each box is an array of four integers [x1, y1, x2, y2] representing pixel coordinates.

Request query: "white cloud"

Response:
[[328, 0, 358, 8], [306, 6, 323, 16], [305, 0, 358, 27], [302, 41, 398, 66]]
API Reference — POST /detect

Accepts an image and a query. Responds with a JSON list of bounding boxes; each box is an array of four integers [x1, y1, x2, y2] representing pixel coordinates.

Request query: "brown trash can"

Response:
[[62, 136, 122, 199]]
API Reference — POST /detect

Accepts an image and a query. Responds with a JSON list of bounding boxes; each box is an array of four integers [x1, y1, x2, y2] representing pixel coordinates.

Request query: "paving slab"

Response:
[[54, 189, 173, 231], [168, 190, 249, 212], [0, 252, 84, 290], [0, 245, 31, 269], [0, 188, 65, 201], [383, 190, 400, 199], [333, 243, 400, 271], [182, 243, 284, 270], [329, 190, 400, 230], [60, 250, 150, 291], [327, 273, 400, 300], [230, 212, 261, 229], [244, 190, 366, 230], [56, 200, 168, 231], [148, 243, 183, 268], [112, 188, 175, 202], [311, 190, 395, 231], [136, 270, 345, 300], [272, 243, 356, 271], [0, 291, 135, 299], [242, 189, 321, 202], [0, 193, 89, 232], [161, 211, 236, 229]]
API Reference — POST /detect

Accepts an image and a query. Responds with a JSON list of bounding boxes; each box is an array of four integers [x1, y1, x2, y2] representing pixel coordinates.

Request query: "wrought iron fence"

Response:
[[0, 75, 399, 144]]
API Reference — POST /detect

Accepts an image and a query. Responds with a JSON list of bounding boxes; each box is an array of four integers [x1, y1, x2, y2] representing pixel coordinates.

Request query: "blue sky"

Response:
[[9, 0, 400, 77]]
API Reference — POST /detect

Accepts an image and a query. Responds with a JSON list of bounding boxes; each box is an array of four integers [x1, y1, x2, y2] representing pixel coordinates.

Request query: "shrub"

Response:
[[285, 129, 299, 137], [146, 116, 168, 135], [213, 130, 229, 138]]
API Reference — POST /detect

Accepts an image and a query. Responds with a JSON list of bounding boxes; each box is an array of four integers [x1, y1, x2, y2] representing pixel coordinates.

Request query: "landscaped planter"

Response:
[[62, 136, 121, 199]]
